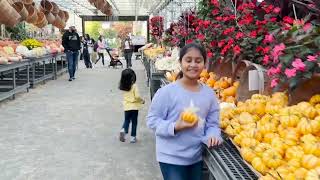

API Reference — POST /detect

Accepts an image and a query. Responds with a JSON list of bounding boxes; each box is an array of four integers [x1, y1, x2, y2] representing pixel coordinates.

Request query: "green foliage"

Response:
[[5, 22, 29, 40], [85, 21, 102, 40]]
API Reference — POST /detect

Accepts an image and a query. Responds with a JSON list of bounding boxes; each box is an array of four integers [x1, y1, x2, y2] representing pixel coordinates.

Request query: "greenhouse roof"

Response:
[[33, 0, 165, 16]]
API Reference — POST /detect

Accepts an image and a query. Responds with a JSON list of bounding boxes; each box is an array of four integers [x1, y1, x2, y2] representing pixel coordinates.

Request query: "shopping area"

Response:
[[1, 0, 320, 179]]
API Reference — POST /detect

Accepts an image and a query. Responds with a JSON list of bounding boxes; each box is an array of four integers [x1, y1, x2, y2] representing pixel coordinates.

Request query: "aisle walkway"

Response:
[[0, 59, 162, 180]]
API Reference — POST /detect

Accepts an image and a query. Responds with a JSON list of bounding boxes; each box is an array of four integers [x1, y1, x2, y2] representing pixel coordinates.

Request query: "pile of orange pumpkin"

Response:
[[164, 69, 240, 103], [220, 92, 320, 179], [199, 70, 239, 103]]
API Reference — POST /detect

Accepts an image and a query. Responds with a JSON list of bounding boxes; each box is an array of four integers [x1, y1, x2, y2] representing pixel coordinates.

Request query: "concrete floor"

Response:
[[0, 59, 162, 180]]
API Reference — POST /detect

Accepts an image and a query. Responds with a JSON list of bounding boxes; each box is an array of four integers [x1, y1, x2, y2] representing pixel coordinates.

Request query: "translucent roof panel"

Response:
[[33, 0, 165, 16]]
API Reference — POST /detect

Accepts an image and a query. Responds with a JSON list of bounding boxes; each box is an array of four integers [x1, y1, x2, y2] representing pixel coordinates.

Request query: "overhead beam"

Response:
[[80, 15, 149, 21]]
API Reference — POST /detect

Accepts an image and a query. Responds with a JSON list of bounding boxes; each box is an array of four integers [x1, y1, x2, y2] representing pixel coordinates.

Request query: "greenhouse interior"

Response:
[[0, 0, 320, 179]]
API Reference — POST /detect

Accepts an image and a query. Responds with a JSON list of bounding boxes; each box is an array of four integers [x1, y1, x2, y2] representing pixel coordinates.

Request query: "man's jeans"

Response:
[[66, 51, 79, 79]]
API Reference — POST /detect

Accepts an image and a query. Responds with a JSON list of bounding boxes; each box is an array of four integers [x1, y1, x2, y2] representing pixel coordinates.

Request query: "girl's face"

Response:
[[180, 48, 205, 80]]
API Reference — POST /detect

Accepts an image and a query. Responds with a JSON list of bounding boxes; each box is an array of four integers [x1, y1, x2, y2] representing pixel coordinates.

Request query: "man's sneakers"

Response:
[[72, 77, 76, 80], [68, 77, 76, 81], [68, 78, 72, 81]]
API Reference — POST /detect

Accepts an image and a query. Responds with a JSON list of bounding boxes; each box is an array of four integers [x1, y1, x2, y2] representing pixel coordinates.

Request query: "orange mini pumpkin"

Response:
[[181, 111, 198, 123]]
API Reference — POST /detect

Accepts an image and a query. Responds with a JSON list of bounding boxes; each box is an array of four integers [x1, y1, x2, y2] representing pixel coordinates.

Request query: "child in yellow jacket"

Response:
[[119, 69, 145, 143]]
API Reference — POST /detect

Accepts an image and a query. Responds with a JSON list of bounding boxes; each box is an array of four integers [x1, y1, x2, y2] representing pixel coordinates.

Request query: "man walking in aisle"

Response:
[[62, 26, 81, 81]]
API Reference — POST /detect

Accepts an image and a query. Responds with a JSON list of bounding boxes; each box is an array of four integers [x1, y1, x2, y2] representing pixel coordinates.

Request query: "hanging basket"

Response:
[[51, 2, 59, 15], [101, 3, 112, 16], [57, 10, 65, 21], [39, 0, 53, 13], [45, 12, 55, 24], [12, 2, 29, 21], [209, 59, 235, 78], [94, 0, 106, 9], [25, 4, 38, 23], [287, 74, 320, 105], [63, 10, 69, 22], [234, 60, 271, 102], [22, 0, 33, 5], [34, 11, 47, 28], [0, 0, 21, 27]]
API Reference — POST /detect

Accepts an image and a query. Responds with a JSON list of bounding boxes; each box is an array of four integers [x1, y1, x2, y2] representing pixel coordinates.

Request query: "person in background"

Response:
[[119, 68, 145, 143], [91, 38, 98, 66], [62, 26, 81, 81], [147, 43, 222, 180], [96, 35, 106, 66], [121, 35, 133, 68], [82, 34, 92, 69], [79, 36, 83, 61]]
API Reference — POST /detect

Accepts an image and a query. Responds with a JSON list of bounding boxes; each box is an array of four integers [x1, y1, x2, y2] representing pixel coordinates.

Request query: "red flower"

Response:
[[210, 0, 219, 6], [218, 40, 225, 48], [186, 39, 193, 44], [270, 17, 277, 22], [215, 16, 223, 21], [256, 46, 263, 53], [256, 20, 267, 26], [263, 5, 274, 13], [283, 16, 294, 24], [263, 55, 270, 65], [233, 45, 241, 55], [263, 34, 274, 44], [210, 41, 216, 47], [222, 27, 235, 35], [227, 38, 234, 45], [196, 34, 205, 41], [195, 26, 201, 33], [239, 14, 254, 25], [263, 47, 270, 54], [249, 31, 257, 38], [207, 51, 213, 58], [212, 9, 219, 15], [203, 20, 211, 28], [273, 7, 281, 13], [236, 32, 244, 40]]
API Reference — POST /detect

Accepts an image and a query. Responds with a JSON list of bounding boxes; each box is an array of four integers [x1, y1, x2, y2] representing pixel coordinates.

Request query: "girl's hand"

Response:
[[207, 137, 222, 148], [174, 115, 198, 133]]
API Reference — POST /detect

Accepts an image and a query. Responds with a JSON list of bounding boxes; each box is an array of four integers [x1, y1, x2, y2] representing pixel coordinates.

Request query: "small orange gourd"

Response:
[[181, 111, 198, 123]]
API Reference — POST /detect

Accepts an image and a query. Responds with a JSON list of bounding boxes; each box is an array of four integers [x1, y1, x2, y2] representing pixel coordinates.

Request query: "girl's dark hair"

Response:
[[177, 43, 207, 79], [98, 35, 103, 41], [85, 34, 90, 40], [119, 68, 137, 91]]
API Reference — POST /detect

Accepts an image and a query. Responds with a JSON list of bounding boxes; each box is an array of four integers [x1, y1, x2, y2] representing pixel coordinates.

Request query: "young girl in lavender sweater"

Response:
[[147, 43, 222, 180]]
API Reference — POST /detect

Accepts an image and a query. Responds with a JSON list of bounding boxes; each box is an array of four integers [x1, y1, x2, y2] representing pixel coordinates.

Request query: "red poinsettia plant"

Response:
[[150, 16, 164, 44], [265, 15, 320, 89], [196, 0, 282, 64]]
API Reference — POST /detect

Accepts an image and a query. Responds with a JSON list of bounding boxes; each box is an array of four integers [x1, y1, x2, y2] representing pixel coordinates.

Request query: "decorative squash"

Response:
[[254, 143, 272, 157], [181, 111, 198, 123], [240, 147, 257, 163], [301, 134, 318, 144], [257, 122, 277, 135], [302, 154, 320, 169], [305, 167, 320, 180], [294, 168, 308, 179], [262, 149, 283, 169], [279, 115, 300, 128], [297, 118, 320, 135], [272, 138, 289, 156], [239, 112, 255, 125], [221, 86, 237, 97], [287, 158, 301, 171], [263, 133, 280, 144], [225, 96, 236, 103], [240, 138, 259, 148], [303, 142, 320, 156], [200, 69, 210, 79], [252, 157, 268, 174], [206, 77, 216, 88], [285, 146, 304, 160], [310, 94, 320, 105]]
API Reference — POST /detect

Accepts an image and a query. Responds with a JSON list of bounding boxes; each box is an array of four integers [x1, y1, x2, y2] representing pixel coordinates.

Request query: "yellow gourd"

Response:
[[310, 94, 320, 105], [294, 168, 308, 179], [254, 143, 272, 157], [279, 115, 300, 128], [252, 157, 268, 174], [181, 111, 198, 123], [297, 118, 320, 135], [262, 149, 283, 169], [263, 133, 280, 144], [302, 154, 320, 169], [285, 146, 304, 160], [305, 167, 320, 180], [240, 138, 259, 148], [240, 147, 257, 163], [303, 142, 320, 156]]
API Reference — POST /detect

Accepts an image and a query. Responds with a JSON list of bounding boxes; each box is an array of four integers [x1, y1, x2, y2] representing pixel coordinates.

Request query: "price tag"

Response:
[[248, 70, 259, 91]]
